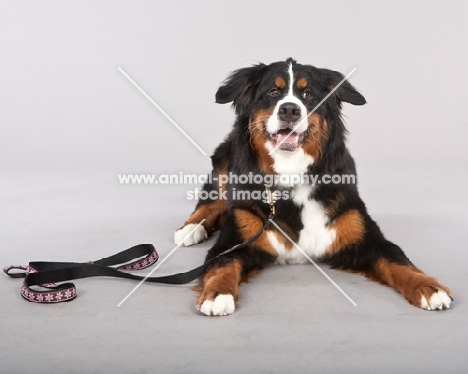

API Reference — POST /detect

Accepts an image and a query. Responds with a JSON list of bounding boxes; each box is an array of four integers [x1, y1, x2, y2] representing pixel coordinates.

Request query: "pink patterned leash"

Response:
[[4, 208, 275, 304], [3, 244, 159, 304]]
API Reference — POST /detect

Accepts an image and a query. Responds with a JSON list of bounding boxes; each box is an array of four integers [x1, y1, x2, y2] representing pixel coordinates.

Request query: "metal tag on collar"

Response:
[[265, 186, 276, 215]]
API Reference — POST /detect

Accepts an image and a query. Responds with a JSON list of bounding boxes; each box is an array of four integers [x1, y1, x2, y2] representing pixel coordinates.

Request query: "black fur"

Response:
[[203, 59, 405, 275], [186, 58, 452, 312]]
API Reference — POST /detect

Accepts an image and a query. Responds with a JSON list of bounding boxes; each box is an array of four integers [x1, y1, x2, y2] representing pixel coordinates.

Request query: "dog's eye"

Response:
[[267, 88, 280, 97], [302, 90, 313, 100]]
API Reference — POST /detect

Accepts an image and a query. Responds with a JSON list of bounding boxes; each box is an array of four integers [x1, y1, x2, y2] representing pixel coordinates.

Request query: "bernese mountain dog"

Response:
[[175, 58, 453, 316]]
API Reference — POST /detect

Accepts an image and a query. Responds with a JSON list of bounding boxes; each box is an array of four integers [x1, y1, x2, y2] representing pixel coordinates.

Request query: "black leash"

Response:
[[4, 210, 275, 304]]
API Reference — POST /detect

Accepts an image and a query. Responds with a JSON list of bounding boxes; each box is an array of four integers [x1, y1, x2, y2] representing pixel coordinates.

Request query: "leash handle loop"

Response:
[[4, 212, 276, 304], [3, 245, 158, 304]]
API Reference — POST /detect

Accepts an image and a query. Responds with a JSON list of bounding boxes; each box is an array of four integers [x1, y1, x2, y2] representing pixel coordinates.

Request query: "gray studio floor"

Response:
[[2, 1, 468, 373], [1, 169, 467, 374]]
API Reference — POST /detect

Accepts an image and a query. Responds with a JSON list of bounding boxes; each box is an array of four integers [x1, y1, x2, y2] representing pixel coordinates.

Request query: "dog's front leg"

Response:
[[324, 209, 453, 310], [174, 169, 228, 246], [196, 259, 242, 316], [371, 259, 453, 310], [194, 207, 277, 316]]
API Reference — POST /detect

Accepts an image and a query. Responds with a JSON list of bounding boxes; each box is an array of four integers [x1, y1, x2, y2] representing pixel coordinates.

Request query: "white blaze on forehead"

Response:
[[283, 62, 301, 103], [288, 62, 294, 95], [265, 62, 308, 135]]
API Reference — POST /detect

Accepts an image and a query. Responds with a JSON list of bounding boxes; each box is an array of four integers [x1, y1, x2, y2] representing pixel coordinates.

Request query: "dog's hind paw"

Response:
[[174, 223, 208, 246]]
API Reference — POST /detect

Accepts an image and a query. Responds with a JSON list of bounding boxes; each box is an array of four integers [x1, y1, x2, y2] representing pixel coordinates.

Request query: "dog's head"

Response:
[[216, 58, 365, 174]]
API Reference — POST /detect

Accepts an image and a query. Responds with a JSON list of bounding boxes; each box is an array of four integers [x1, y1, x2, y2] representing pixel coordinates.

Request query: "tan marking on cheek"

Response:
[[249, 108, 276, 174], [275, 77, 286, 89], [302, 113, 328, 160], [296, 77, 308, 90], [326, 209, 365, 256]]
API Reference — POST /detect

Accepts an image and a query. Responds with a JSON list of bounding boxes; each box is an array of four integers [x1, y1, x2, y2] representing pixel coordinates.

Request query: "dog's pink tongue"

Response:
[[276, 132, 298, 145]]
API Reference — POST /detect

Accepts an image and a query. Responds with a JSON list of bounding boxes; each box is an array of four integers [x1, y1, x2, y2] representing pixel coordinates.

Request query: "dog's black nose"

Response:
[[278, 103, 301, 122]]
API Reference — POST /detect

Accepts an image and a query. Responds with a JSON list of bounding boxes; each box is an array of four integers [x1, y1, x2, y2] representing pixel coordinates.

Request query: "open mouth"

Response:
[[269, 127, 305, 152]]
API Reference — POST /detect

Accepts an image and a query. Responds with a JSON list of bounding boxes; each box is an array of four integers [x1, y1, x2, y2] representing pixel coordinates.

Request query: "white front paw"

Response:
[[197, 294, 235, 316], [420, 290, 452, 310], [174, 223, 208, 246]]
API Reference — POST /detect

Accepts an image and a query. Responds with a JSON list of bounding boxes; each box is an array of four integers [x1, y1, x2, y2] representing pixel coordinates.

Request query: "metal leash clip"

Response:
[[265, 186, 277, 216]]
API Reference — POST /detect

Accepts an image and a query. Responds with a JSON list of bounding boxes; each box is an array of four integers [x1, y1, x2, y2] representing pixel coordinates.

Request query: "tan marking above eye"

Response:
[[275, 77, 286, 89], [296, 77, 308, 90]]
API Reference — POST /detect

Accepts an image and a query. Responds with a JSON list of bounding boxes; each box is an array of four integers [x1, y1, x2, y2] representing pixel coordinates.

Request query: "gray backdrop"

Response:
[[1, 1, 467, 373]]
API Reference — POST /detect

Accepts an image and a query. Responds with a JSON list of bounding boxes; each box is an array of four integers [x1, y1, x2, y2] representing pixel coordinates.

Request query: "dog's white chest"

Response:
[[270, 185, 336, 264]]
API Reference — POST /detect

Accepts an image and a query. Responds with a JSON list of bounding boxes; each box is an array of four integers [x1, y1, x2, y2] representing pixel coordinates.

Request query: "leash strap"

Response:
[[3, 214, 274, 304]]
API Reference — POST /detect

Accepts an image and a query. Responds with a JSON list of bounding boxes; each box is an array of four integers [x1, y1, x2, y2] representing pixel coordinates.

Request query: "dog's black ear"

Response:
[[322, 69, 366, 106], [215, 63, 267, 114]]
